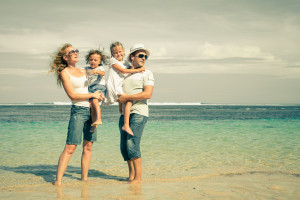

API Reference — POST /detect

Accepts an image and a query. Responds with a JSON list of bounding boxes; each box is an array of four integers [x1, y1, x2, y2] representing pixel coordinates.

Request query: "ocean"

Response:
[[0, 104, 299, 199]]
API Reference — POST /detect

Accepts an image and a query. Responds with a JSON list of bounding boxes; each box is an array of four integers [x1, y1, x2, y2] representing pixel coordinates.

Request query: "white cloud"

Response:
[[148, 56, 300, 78], [197, 42, 275, 60], [0, 68, 47, 76]]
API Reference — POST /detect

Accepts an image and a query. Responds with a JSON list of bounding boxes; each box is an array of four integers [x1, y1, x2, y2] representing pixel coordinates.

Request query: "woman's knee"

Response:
[[64, 144, 77, 154]]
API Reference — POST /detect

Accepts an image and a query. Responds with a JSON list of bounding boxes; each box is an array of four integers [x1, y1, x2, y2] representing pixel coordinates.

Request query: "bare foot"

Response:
[[91, 120, 102, 126], [53, 180, 62, 186], [128, 179, 141, 184], [122, 125, 134, 136]]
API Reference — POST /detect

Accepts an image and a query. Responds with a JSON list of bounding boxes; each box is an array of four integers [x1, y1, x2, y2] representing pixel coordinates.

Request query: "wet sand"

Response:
[[0, 172, 299, 200]]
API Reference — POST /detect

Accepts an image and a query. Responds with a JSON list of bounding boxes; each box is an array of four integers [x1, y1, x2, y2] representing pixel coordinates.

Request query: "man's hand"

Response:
[[117, 93, 128, 103]]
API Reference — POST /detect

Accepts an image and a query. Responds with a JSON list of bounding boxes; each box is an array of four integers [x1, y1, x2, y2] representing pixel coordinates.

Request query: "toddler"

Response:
[[85, 50, 107, 132]]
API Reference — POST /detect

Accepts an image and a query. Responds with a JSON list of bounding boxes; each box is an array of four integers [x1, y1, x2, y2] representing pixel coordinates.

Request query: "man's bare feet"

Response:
[[128, 179, 141, 184], [122, 125, 134, 136]]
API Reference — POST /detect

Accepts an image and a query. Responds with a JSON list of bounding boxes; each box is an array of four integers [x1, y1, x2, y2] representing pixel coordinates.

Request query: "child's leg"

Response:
[[90, 99, 97, 133], [91, 98, 102, 126], [122, 101, 134, 136]]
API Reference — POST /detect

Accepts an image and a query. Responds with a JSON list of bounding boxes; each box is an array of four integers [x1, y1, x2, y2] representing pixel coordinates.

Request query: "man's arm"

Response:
[[117, 85, 153, 103]]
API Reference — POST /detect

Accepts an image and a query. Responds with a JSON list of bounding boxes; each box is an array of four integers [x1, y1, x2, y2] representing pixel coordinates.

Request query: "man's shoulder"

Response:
[[144, 70, 153, 75]]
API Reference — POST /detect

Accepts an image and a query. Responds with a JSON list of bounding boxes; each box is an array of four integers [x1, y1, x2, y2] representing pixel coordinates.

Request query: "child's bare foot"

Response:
[[91, 120, 102, 126], [122, 125, 134, 136]]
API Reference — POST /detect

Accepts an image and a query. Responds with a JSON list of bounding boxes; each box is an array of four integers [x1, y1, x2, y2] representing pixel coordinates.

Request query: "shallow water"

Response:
[[0, 105, 299, 199]]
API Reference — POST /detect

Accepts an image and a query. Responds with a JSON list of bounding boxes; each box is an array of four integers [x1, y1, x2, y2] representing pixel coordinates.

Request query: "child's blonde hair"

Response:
[[110, 41, 124, 56], [85, 49, 108, 65], [49, 43, 72, 86]]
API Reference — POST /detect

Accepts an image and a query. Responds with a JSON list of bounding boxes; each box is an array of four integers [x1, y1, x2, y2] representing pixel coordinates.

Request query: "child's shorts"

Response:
[[89, 84, 107, 98]]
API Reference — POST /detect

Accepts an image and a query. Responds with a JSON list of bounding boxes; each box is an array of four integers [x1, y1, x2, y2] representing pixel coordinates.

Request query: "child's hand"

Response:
[[139, 66, 146, 72], [91, 70, 97, 75]]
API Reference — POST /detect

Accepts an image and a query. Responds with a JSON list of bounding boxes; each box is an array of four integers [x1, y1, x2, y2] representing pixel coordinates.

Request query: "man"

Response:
[[117, 44, 154, 184]]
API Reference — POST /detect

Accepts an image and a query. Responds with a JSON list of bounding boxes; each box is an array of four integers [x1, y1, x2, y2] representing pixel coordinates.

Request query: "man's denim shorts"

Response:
[[89, 84, 107, 98], [66, 105, 97, 145], [119, 113, 148, 161]]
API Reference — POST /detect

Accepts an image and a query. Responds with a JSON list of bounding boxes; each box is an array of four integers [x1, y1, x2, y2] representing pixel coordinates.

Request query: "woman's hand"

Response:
[[92, 91, 105, 101]]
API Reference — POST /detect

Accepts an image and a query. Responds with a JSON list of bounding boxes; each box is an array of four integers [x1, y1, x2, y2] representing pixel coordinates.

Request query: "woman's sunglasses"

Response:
[[136, 54, 148, 60], [67, 49, 79, 55]]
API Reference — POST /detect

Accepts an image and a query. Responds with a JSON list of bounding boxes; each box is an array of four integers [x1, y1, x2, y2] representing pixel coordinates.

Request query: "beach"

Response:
[[0, 104, 299, 199]]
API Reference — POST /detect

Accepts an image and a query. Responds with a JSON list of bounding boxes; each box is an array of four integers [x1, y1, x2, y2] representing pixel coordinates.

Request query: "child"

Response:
[[85, 50, 107, 132], [106, 42, 145, 136]]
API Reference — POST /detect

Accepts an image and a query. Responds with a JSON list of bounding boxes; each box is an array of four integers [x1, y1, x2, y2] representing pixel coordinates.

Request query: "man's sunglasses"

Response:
[[136, 54, 148, 60], [67, 49, 79, 55]]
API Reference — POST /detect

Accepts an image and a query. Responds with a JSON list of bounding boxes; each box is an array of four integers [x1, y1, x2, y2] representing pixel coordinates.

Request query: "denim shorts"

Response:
[[119, 113, 148, 161], [66, 105, 97, 145], [89, 84, 107, 98]]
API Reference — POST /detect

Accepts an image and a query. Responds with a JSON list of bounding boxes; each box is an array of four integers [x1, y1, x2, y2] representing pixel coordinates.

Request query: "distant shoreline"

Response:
[[0, 102, 299, 106]]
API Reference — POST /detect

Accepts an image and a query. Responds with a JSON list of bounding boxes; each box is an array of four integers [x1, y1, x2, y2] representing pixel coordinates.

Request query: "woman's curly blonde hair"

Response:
[[49, 43, 72, 86]]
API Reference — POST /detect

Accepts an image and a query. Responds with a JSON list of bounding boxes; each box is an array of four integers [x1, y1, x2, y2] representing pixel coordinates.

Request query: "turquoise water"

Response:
[[0, 105, 299, 187]]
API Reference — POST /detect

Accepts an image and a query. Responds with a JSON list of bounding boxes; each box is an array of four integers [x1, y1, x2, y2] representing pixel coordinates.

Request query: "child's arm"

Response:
[[112, 63, 145, 74], [91, 70, 105, 76], [118, 102, 122, 114]]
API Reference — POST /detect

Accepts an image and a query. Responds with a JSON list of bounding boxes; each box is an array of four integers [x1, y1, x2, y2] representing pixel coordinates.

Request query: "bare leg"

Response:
[[54, 144, 77, 186], [81, 140, 93, 181], [127, 160, 135, 181], [91, 98, 102, 126], [122, 101, 134, 136], [128, 157, 141, 184]]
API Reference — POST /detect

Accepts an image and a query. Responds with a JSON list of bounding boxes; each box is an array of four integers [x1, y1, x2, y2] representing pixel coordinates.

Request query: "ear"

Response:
[[63, 55, 68, 62], [130, 54, 135, 62]]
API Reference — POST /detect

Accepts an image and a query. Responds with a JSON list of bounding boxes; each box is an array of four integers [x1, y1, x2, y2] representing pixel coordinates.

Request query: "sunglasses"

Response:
[[67, 49, 79, 55], [136, 54, 148, 60]]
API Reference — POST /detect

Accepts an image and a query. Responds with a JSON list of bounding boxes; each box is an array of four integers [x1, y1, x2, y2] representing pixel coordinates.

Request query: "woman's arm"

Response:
[[112, 63, 145, 74], [61, 70, 103, 101], [117, 85, 153, 103]]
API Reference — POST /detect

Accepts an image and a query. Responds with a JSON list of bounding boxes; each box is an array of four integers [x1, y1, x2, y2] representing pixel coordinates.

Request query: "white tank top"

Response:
[[66, 69, 90, 107]]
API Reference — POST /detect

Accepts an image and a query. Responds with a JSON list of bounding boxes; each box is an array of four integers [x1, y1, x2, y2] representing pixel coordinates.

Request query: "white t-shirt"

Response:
[[122, 70, 154, 117], [105, 57, 130, 103], [85, 66, 105, 86]]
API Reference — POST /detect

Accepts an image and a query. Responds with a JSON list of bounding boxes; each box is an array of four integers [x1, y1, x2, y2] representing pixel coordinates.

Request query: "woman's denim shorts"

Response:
[[89, 84, 107, 98], [119, 113, 148, 161], [66, 105, 97, 145]]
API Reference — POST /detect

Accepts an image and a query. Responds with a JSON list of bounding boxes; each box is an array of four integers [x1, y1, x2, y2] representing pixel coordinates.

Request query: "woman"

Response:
[[49, 43, 104, 186]]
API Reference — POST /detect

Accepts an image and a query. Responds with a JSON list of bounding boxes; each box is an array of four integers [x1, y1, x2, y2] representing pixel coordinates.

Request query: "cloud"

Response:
[[197, 42, 275, 60], [0, 68, 47, 76], [148, 56, 300, 78]]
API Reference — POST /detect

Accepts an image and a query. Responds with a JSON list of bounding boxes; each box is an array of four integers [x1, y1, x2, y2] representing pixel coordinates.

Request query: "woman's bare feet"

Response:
[[122, 125, 134, 136], [53, 180, 62, 186]]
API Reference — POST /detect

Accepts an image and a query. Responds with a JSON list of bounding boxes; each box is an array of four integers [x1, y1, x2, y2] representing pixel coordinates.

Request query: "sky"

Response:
[[0, 0, 300, 104]]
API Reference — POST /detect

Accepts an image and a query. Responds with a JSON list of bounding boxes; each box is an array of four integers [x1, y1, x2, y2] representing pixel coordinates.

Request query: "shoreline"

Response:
[[1, 171, 299, 199]]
